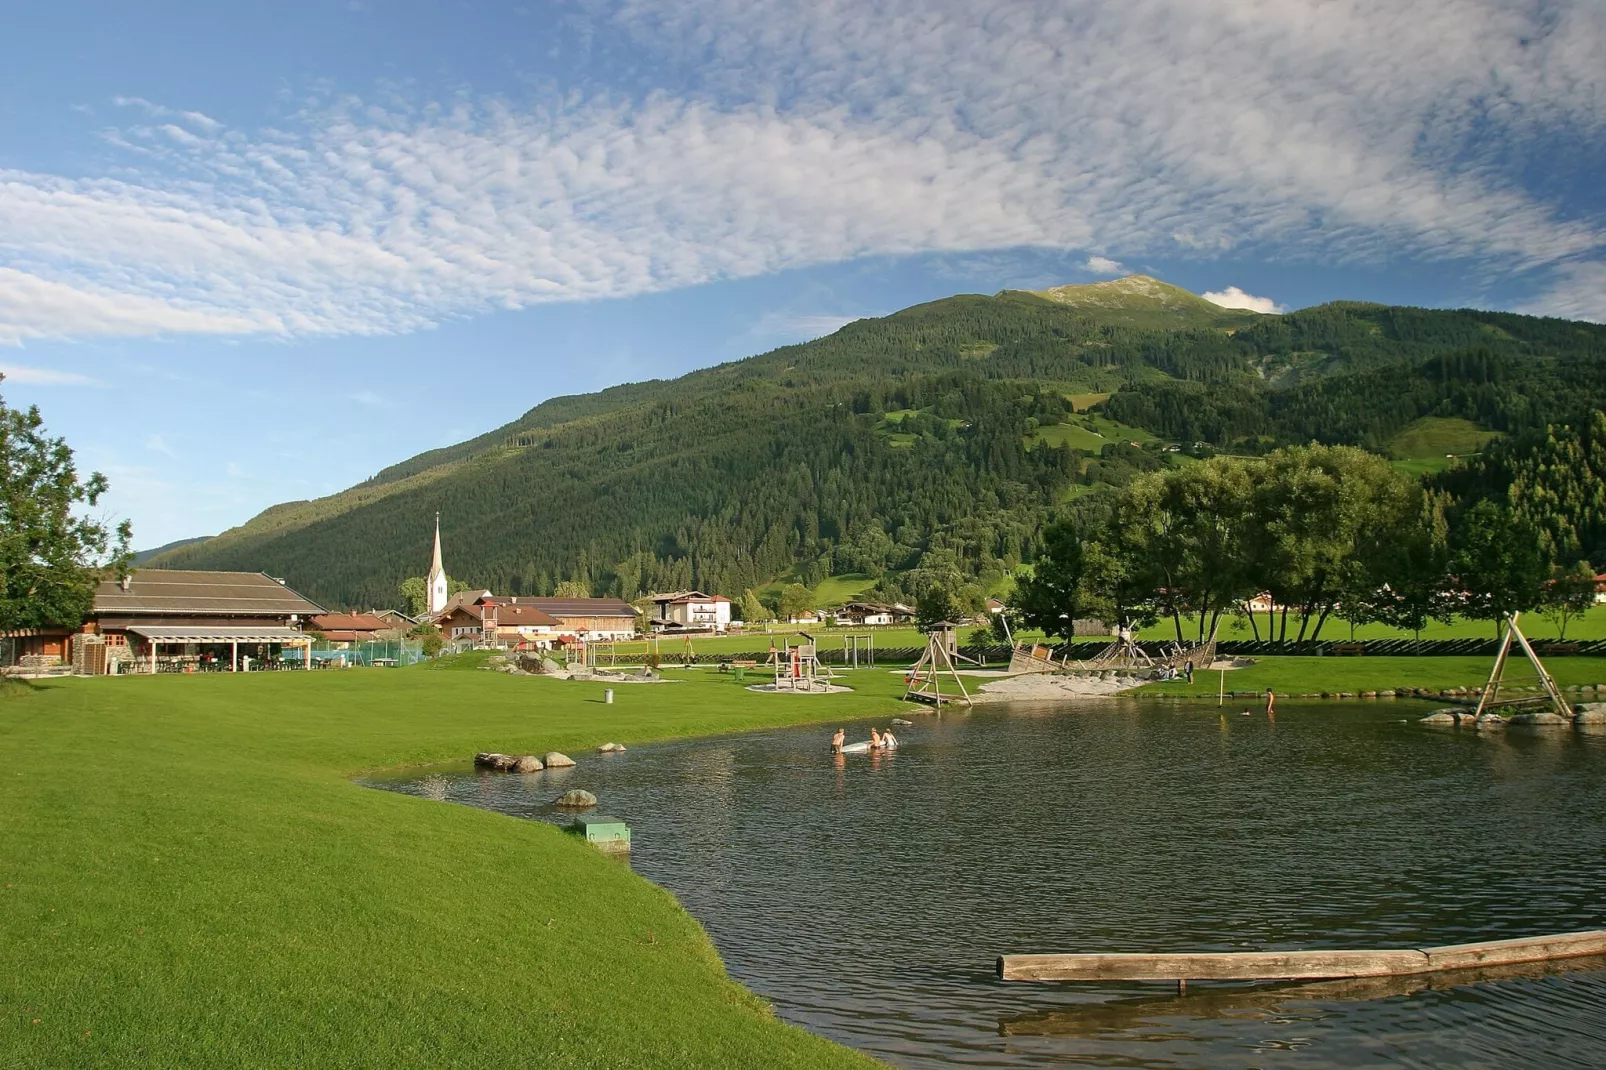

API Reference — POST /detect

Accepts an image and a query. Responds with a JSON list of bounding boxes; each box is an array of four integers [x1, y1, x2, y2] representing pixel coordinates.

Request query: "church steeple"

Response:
[[427, 512, 448, 616]]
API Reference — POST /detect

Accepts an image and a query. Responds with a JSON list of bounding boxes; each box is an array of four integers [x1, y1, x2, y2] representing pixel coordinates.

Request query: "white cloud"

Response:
[[350, 390, 389, 407], [1081, 256, 1126, 276], [1202, 286, 1286, 314], [0, 0, 1600, 344], [1517, 262, 1606, 324], [0, 362, 100, 386]]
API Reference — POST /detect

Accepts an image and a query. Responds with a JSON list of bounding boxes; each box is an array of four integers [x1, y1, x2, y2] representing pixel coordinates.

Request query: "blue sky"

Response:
[[3, 0, 1603, 550]]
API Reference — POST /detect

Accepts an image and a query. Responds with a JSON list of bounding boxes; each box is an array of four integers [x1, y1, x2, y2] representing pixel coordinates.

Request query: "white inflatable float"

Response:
[[838, 739, 898, 754]]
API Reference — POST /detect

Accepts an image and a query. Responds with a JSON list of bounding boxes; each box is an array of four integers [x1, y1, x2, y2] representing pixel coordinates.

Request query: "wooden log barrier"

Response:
[[997, 930, 1606, 984]]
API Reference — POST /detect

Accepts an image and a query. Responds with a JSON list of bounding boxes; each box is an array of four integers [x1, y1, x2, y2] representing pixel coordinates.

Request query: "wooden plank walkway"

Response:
[[998, 930, 1606, 984]]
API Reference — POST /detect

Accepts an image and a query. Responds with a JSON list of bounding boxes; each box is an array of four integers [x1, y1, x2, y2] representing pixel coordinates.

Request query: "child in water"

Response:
[[831, 727, 846, 752], [881, 727, 897, 748]]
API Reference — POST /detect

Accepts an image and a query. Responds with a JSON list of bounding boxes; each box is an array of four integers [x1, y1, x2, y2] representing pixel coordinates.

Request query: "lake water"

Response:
[[368, 700, 1606, 1068]]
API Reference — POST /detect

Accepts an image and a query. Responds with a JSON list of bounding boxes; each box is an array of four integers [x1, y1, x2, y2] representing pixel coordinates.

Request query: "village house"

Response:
[[832, 601, 915, 626], [646, 591, 732, 633], [433, 593, 638, 646], [3, 569, 323, 673], [308, 612, 394, 647]]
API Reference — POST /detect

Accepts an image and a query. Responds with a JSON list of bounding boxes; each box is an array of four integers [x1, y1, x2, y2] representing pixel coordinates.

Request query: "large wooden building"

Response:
[[4, 569, 323, 673]]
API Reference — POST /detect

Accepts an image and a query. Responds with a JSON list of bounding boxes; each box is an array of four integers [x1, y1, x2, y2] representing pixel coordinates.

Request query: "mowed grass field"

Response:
[[1138, 656, 1606, 698], [0, 668, 908, 1069]]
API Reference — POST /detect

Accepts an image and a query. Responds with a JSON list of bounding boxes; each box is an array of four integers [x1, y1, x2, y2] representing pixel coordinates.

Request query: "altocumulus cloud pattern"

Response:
[[1, 0, 1602, 345]]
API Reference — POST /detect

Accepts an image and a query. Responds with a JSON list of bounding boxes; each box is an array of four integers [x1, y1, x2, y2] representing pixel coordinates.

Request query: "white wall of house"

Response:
[[660, 598, 731, 632]]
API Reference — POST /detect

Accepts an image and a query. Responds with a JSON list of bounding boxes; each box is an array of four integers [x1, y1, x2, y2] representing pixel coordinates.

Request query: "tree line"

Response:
[[1011, 416, 1606, 643]]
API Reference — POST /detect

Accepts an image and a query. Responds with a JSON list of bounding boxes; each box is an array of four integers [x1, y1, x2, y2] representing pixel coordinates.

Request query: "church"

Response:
[[424, 517, 637, 645]]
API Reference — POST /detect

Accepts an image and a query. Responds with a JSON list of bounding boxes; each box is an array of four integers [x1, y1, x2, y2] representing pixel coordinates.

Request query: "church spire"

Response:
[[426, 512, 448, 616]]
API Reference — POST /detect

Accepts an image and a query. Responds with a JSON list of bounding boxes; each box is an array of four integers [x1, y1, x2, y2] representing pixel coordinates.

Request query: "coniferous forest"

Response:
[[153, 280, 1606, 612]]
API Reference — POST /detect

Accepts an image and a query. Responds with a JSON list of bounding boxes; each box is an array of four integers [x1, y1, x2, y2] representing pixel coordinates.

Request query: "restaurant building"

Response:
[[4, 569, 324, 673]]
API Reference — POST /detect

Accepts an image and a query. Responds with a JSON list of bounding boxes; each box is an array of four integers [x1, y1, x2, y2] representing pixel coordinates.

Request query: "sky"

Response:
[[2, 0, 1603, 551]]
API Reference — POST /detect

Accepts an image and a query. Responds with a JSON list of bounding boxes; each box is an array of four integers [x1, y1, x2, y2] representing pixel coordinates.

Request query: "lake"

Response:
[[367, 699, 1606, 1068]]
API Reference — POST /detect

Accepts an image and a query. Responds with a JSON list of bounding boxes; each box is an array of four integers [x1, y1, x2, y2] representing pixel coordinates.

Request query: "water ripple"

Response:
[[367, 700, 1606, 1068]]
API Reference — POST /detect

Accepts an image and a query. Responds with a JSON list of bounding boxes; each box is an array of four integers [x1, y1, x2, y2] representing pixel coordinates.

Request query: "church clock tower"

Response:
[[427, 513, 448, 616]]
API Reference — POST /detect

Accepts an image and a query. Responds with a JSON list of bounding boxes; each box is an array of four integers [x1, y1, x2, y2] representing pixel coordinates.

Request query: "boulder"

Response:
[[475, 752, 518, 770], [1573, 703, 1606, 724], [1361, 691, 1378, 699], [512, 755, 544, 773], [597, 742, 625, 753], [555, 789, 597, 808], [1377, 690, 1395, 697], [1509, 711, 1571, 726], [543, 751, 576, 768], [1474, 712, 1507, 729], [1418, 710, 1459, 725], [891, 718, 913, 726]]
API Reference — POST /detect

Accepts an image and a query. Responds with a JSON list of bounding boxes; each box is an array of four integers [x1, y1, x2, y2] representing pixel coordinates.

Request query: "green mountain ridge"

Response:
[[153, 277, 1606, 610]]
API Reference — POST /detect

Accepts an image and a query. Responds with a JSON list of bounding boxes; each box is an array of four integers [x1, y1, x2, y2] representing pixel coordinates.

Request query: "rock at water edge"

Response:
[[512, 755, 544, 773], [555, 789, 597, 808], [544, 751, 577, 768], [1573, 703, 1606, 724], [1509, 712, 1570, 726], [1418, 710, 1458, 725]]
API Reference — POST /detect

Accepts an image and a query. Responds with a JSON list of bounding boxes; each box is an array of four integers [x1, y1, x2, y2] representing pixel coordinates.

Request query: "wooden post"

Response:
[[231, 640, 239, 673], [1506, 613, 1572, 716], [1219, 668, 1225, 706]]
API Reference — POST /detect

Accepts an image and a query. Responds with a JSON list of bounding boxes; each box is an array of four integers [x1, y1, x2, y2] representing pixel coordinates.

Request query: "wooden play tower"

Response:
[[903, 622, 972, 708]]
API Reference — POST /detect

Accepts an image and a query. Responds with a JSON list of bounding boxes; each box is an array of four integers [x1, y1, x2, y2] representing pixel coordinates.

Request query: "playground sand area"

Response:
[[974, 671, 1146, 702]]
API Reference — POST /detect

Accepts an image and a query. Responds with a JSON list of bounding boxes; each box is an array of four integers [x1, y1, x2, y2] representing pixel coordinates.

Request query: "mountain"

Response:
[[1023, 275, 1257, 330], [132, 536, 212, 565], [152, 278, 1606, 610]]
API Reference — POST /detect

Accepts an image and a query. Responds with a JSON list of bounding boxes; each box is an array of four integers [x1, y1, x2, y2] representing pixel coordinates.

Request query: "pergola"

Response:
[[127, 625, 313, 673]]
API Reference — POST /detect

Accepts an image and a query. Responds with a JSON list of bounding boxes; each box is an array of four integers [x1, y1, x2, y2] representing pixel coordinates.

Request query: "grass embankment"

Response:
[[0, 669, 907, 1068], [1138, 656, 1606, 699]]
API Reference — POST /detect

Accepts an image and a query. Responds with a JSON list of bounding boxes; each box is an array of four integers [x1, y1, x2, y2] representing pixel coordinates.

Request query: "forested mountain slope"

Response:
[[154, 279, 1606, 610]]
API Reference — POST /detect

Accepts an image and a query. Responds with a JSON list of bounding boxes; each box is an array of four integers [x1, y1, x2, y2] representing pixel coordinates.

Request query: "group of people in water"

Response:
[[830, 726, 898, 752]]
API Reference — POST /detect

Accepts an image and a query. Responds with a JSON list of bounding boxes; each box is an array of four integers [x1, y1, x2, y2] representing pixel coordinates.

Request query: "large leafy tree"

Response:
[[0, 377, 132, 630], [1451, 499, 1550, 635]]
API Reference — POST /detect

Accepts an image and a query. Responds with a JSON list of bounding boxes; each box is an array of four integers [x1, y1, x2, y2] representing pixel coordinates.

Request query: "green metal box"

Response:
[[568, 814, 631, 854]]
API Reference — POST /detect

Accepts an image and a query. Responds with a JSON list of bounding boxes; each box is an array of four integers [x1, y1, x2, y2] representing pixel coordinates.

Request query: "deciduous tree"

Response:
[[0, 377, 131, 631]]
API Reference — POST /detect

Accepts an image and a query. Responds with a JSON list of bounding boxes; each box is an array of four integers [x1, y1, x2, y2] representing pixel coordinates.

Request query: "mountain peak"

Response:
[[1009, 274, 1261, 329], [1032, 274, 1210, 310]]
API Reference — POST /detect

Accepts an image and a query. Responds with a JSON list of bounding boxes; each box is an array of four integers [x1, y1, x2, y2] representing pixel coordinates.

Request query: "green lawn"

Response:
[[0, 669, 907, 1069], [1138, 655, 1606, 699], [1214, 605, 1606, 643]]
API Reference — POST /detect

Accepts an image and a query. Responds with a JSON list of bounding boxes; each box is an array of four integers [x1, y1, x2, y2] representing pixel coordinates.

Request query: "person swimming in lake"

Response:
[[869, 727, 884, 750], [831, 727, 845, 753], [881, 727, 897, 748]]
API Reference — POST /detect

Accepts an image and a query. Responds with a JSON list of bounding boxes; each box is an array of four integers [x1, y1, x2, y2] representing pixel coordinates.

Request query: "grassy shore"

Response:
[[1137, 655, 1606, 699], [1, 668, 907, 1069]]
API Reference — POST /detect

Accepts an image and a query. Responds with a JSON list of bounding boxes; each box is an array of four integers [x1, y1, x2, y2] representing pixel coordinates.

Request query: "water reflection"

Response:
[[366, 701, 1606, 1069]]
